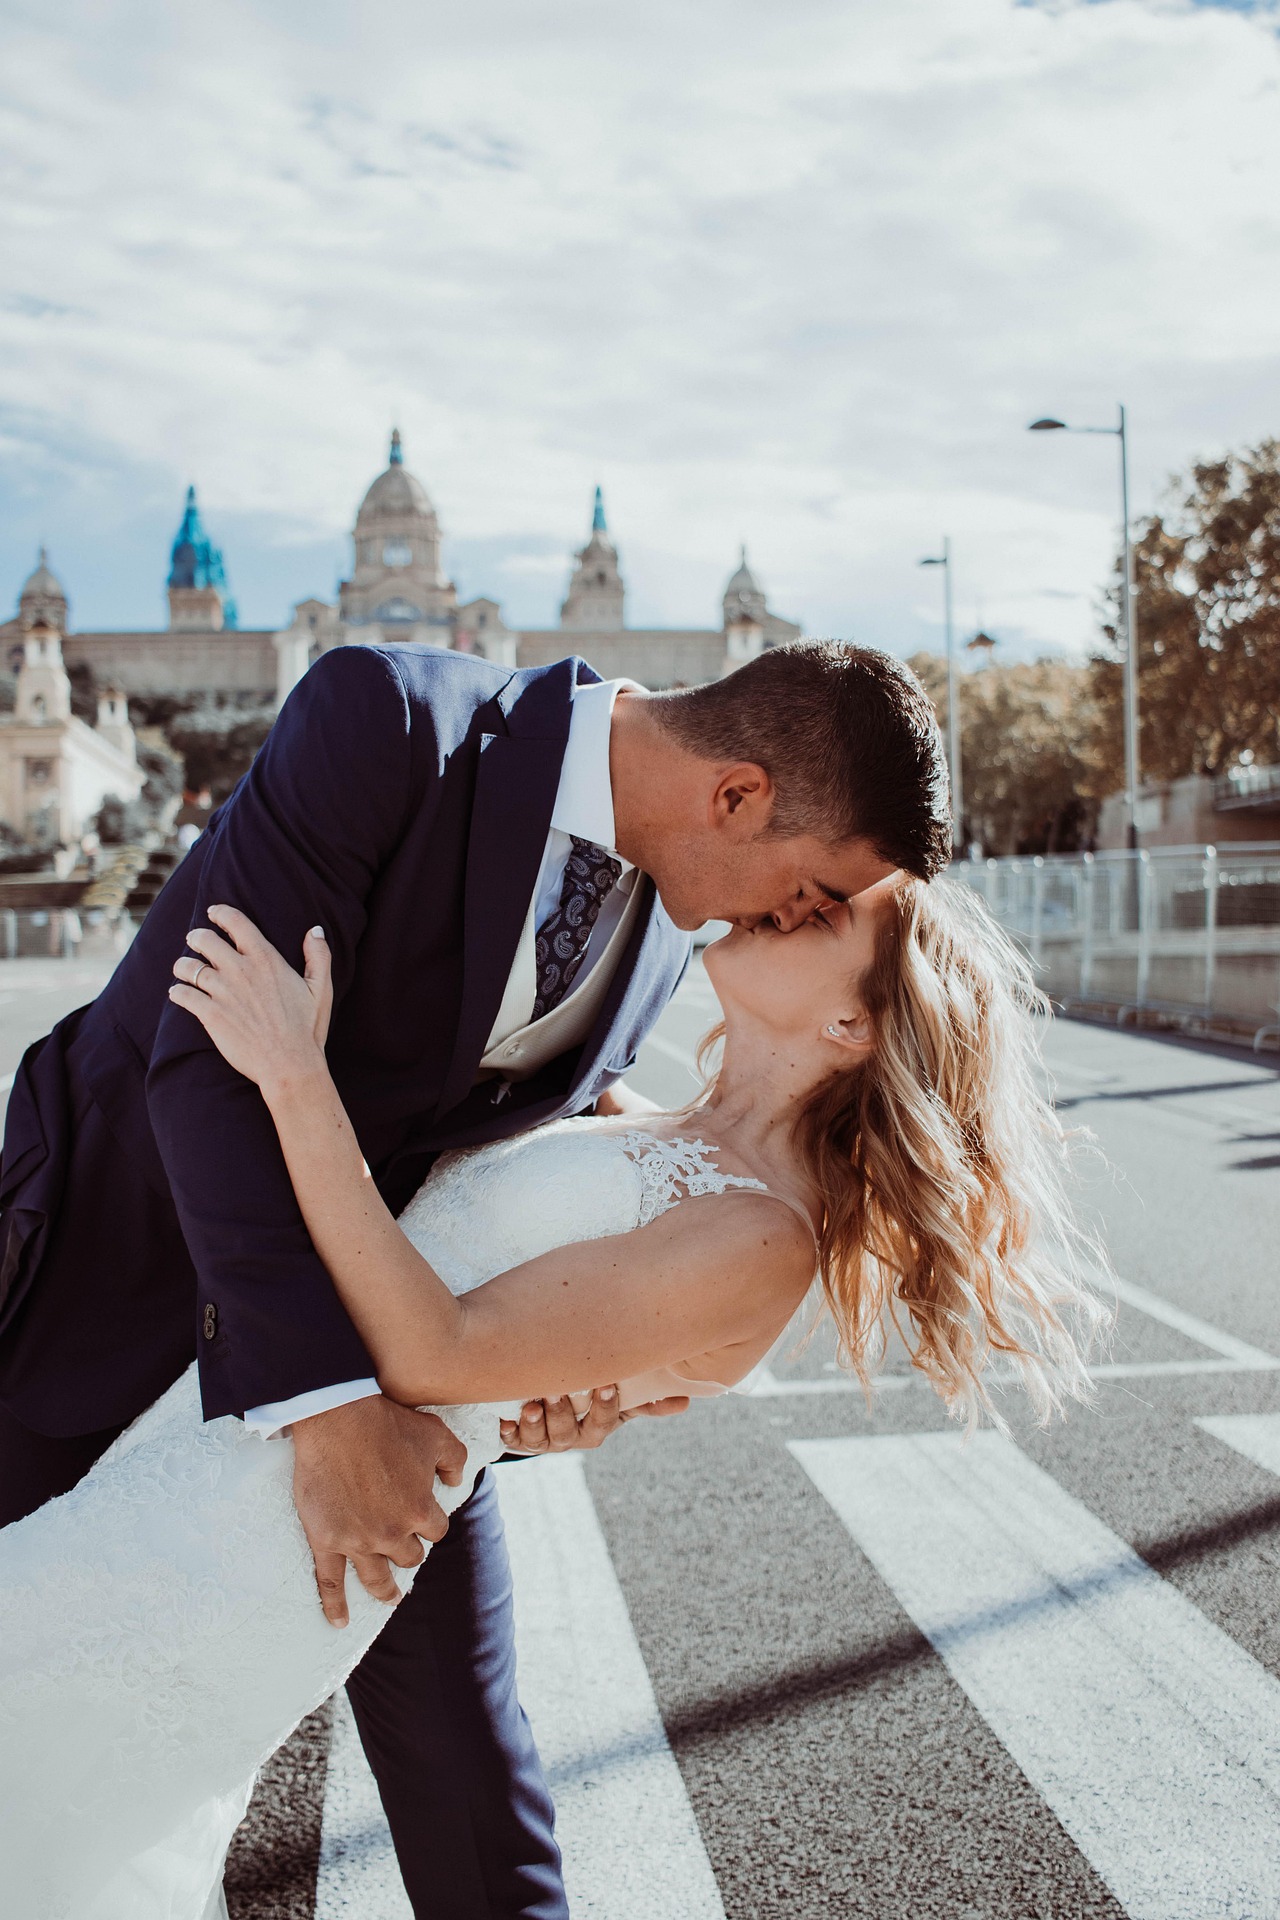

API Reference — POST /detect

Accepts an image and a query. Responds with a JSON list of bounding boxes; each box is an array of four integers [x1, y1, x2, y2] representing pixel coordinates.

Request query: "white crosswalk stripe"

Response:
[[1107, 1273, 1280, 1370], [498, 1456, 726, 1920], [1196, 1411, 1280, 1478], [792, 1431, 1280, 1920]]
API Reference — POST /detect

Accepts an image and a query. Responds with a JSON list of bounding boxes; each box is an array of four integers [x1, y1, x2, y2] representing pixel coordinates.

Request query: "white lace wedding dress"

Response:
[[0, 1118, 775, 1920]]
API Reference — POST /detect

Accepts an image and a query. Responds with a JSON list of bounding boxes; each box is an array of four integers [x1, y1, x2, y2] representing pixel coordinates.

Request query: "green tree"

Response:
[[1092, 438, 1280, 784], [94, 728, 185, 845], [908, 653, 1101, 855]]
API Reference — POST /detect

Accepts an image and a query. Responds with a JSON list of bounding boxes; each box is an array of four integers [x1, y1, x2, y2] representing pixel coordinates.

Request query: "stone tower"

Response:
[[95, 684, 136, 760], [168, 487, 235, 632], [15, 616, 73, 725], [560, 488, 625, 630], [339, 429, 457, 635], [722, 546, 767, 626], [18, 547, 69, 635]]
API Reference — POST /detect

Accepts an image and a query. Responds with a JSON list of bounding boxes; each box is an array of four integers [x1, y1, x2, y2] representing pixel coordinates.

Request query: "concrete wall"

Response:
[[62, 630, 277, 699], [1098, 773, 1280, 850], [517, 627, 726, 688]]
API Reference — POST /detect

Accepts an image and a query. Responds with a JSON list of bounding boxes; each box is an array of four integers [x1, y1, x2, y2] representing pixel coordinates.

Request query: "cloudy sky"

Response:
[[2, 0, 1278, 661]]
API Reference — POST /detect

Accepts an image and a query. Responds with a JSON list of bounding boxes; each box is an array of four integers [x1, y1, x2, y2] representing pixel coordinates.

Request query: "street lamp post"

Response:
[[1029, 405, 1139, 848], [919, 539, 963, 851]]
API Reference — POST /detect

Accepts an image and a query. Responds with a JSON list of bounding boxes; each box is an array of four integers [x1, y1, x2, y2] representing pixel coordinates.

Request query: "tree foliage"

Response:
[[1092, 438, 1280, 784], [127, 691, 275, 803], [908, 653, 1101, 856], [94, 729, 185, 845]]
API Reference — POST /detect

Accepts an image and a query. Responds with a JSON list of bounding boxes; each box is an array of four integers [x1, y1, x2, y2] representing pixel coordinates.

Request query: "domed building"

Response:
[[272, 431, 518, 699], [17, 547, 70, 632], [339, 429, 457, 635], [2, 435, 804, 751], [723, 547, 768, 627]]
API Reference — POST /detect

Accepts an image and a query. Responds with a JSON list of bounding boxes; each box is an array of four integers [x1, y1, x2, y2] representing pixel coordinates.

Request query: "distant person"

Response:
[[56, 907, 81, 959], [0, 642, 994, 1917]]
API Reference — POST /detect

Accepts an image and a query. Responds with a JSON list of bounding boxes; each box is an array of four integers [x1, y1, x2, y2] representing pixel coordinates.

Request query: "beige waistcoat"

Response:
[[478, 874, 647, 1082]]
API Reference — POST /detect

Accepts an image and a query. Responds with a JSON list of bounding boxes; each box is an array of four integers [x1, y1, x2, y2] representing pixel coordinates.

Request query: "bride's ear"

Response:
[[822, 1008, 873, 1059]]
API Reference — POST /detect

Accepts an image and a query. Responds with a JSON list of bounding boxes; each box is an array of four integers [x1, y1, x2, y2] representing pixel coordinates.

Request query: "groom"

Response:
[[0, 638, 948, 1915]]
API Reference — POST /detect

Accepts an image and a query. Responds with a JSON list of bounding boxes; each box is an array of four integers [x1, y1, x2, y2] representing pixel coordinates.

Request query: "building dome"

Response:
[[18, 546, 69, 629], [724, 546, 761, 598], [355, 429, 435, 523], [723, 545, 766, 624], [341, 429, 453, 628]]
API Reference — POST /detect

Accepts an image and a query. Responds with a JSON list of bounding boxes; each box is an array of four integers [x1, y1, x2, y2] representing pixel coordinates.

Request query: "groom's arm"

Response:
[[146, 645, 427, 1421]]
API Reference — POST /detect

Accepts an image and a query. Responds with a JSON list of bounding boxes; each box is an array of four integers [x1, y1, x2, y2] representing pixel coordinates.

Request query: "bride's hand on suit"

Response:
[[170, 903, 333, 1098]]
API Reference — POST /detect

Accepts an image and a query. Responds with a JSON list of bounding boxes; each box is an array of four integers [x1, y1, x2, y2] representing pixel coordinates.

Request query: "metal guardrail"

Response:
[[0, 909, 133, 962], [1214, 764, 1280, 811], [955, 845, 1280, 1050]]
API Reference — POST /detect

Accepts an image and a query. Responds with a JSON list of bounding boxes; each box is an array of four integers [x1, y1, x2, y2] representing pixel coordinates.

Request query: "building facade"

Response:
[[0, 561, 142, 848], [2, 435, 804, 735]]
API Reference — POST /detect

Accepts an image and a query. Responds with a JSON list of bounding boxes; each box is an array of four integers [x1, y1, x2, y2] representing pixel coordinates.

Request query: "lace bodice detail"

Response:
[[619, 1130, 771, 1224]]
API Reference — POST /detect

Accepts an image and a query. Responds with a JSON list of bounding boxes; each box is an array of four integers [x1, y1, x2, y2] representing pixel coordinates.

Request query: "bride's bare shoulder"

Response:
[[650, 1183, 817, 1304]]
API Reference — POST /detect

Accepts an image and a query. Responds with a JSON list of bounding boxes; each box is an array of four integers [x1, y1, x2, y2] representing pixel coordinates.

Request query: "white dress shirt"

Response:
[[244, 677, 639, 1438]]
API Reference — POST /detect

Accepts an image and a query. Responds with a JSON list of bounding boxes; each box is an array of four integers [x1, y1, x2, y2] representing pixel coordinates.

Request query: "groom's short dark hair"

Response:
[[653, 642, 952, 880]]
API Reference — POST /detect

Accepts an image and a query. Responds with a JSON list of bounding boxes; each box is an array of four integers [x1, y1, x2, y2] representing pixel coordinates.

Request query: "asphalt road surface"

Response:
[[4, 950, 1280, 1918]]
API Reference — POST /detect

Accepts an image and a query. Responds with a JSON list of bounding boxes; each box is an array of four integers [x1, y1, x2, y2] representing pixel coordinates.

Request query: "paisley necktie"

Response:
[[533, 836, 623, 1020]]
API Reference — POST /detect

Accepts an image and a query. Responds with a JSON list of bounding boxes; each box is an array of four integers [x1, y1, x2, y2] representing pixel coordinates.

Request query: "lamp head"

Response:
[[1029, 417, 1067, 432]]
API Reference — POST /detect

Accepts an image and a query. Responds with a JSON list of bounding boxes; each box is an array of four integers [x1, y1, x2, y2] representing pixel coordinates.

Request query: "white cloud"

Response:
[[1, 0, 1278, 651]]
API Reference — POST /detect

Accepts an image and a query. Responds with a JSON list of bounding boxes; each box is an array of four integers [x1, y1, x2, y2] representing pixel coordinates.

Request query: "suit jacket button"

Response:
[[202, 1303, 218, 1341]]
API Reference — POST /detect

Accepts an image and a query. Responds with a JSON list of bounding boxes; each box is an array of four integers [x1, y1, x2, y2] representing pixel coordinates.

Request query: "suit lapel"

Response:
[[433, 661, 581, 1122]]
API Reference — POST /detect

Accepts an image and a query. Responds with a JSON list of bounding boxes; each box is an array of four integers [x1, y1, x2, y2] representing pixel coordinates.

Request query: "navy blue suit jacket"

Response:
[[0, 646, 691, 1436]]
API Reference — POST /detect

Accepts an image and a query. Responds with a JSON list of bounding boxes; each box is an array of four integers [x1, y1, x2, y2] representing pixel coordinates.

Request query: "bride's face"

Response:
[[704, 873, 901, 1045]]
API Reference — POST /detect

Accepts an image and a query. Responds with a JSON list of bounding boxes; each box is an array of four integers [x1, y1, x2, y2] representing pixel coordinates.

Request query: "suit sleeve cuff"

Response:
[[243, 1377, 382, 1439]]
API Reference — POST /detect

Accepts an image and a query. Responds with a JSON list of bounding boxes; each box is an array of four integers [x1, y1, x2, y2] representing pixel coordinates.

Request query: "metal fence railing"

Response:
[[956, 845, 1280, 1050], [0, 909, 134, 963]]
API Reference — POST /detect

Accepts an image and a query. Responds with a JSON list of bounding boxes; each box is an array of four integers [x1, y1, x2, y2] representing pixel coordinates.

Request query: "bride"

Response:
[[0, 874, 1107, 1918]]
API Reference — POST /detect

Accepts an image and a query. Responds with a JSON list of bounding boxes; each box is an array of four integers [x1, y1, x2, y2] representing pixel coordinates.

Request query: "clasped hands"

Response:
[[291, 1386, 688, 1628]]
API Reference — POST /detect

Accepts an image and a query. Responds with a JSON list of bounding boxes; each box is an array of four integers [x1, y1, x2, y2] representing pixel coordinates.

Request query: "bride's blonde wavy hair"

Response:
[[709, 878, 1111, 1427]]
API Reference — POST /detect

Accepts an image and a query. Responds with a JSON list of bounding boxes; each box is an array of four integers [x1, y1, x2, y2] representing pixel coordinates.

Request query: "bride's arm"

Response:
[[171, 907, 812, 1409]]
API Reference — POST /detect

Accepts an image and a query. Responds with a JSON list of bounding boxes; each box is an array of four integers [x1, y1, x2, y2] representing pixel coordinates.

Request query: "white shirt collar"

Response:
[[550, 677, 641, 872]]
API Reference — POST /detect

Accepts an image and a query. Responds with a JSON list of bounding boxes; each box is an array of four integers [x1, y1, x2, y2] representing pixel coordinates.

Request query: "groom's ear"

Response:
[[711, 762, 774, 834]]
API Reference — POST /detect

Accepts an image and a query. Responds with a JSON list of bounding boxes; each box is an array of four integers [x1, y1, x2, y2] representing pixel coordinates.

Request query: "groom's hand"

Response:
[[290, 1396, 468, 1628]]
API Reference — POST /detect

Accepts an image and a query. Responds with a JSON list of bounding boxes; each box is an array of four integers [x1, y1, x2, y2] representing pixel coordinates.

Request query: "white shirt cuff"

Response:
[[243, 1376, 382, 1439]]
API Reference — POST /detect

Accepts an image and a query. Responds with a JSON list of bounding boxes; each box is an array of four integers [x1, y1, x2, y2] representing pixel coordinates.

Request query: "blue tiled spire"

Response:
[[168, 485, 237, 627], [592, 485, 607, 533], [389, 428, 403, 466]]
